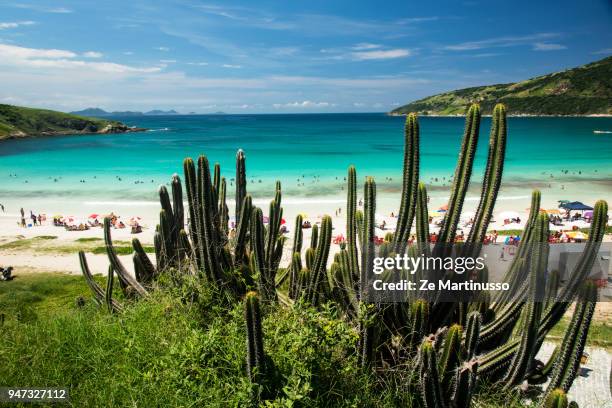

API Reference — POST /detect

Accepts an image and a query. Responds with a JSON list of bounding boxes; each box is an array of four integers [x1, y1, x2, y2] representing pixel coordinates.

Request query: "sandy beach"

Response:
[[2, 186, 610, 276]]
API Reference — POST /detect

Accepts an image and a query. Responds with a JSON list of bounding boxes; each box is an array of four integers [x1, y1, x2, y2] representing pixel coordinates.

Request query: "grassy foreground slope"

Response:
[[0, 273, 610, 407], [391, 56, 612, 116], [0, 104, 138, 140]]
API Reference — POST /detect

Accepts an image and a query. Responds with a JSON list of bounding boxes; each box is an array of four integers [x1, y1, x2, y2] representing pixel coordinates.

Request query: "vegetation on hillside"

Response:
[[391, 57, 612, 116], [0, 104, 136, 139]]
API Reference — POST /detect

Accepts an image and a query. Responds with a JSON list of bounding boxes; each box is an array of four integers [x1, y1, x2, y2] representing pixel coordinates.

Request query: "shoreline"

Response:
[[0, 126, 147, 142]]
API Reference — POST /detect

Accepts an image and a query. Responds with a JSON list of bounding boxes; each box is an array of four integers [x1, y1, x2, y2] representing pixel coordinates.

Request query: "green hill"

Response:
[[391, 56, 612, 116], [0, 104, 142, 140]]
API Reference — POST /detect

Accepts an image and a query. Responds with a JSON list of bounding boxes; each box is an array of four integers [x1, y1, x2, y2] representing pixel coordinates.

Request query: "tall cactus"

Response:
[[393, 113, 419, 254], [235, 149, 247, 225], [346, 165, 360, 281], [503, 213, 549, 388], [437, 104, 481, 245], [360, 176, 376, 302], [543, 281, 597, 400], [467, 103, 507, 245]]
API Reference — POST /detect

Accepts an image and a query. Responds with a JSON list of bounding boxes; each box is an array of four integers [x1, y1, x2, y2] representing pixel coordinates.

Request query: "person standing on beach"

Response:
[[20, 207, 26, 227]]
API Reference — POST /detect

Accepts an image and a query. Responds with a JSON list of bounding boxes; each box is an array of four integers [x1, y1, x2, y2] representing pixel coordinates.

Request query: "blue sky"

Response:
[[0, 0, 610, 113]]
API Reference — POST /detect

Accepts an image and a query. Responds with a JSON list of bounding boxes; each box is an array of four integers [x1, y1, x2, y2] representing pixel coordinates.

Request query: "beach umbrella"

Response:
[[263, 216, 270, 224], [429, 211, 443, 218], [566, 231, 588, 240], [438, 204, 448, 212], [128, 216, 142, 226], [545, 209, 560, 215], [88, 213, 99, 219], [281, 218, 286, 225], [584, 210, 594, 218]]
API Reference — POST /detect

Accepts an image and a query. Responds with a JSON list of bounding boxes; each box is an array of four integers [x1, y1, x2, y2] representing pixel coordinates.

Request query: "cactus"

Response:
[[103, 217, 148, 297], [418, 339, 445, 408], [306, 215, 332, 304], [467, 104, 507, 245], [310, 223, 319, 249], [360, 177, 376, 302], [346, 165, 360, 281], [105, 265, 114, 313], [502, 213, 549, 388], [452, 360, 478, 408], [437, 104, 481, 245], [541, 389, 569, 408], [464, 311, 481, 360], [438, 324, 462, 393], [235, 149, 247, 225], [393, 113, 419, 254], [543, 281, 597, 399], [408, 299, 429, 348], [245, 291, 267, 386], [415, 182, 430, 250]]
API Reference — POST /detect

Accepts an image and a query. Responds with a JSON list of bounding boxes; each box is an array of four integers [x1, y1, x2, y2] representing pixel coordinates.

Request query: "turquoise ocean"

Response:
[[1, 114, 611, 216]]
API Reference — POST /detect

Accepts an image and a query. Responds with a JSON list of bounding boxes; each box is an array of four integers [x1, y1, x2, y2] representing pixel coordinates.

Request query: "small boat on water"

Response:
[[593, 130, 612, 134]]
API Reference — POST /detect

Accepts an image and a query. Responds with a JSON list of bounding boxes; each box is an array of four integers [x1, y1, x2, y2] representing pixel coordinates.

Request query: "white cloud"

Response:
[[351, 43, 381, 51], [123, 51, 134, 55], [12, 4, 72, 13], [0, 43, 76, 59], [353, 102, 365, 107], [532, 42, 566, 51], [160, 59, 177, 63], [273, 100, 332, 108], [443, 33, 560, 51], [0, 21, 36, 30], [83, 51, 103, 58], [222, 64, 242, 68], [0, 43, 162, 74], [187, 61, 209, 66], [155, 46, 170, 51], [351, 48, 411, 60]]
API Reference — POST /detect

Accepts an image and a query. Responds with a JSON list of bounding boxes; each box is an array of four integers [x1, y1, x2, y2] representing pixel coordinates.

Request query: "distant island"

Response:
[[70, 108, 179, 117], [391, 56, 612, 116], [0, 104, 145, 140]]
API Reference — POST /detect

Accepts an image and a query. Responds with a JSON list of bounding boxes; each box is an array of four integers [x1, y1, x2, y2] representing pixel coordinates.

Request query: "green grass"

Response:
[[74, 237, 103, 243], [91, 245, 155, 255], [0, 273, 392, 407], [0, 236, 153, 255], [1, 273, 609, 406]]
